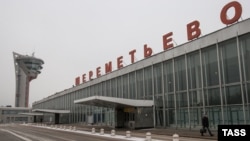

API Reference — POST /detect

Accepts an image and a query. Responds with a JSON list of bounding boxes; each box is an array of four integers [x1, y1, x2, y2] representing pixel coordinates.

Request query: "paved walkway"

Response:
[[64, 124, 217, 141]]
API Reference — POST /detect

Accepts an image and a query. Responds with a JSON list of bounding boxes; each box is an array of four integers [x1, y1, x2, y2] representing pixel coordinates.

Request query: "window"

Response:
[[123, 74, 129, 98], [129, 72, 136, 99], [205, 88, 221, 106], [153, 63, 162, 94], [164, 60, 174, 92], [219, 39, 240, 84], [226, 85, 242, 105], [175, 56, 186, 91], [202, 45, 219, 86], [136, 69, 144, 99], [144, 67, 153, 99], [240, 33, 250, 81], [187, 51, 201, 89]]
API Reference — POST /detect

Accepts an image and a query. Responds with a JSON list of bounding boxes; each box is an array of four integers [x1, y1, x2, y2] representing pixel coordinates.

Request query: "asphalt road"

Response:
[[0, 124, 130, 141], [0, 128, 24, 141]]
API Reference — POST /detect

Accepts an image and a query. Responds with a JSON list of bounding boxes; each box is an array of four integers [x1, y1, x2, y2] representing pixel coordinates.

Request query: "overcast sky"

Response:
[[0, 0, 250, 107]]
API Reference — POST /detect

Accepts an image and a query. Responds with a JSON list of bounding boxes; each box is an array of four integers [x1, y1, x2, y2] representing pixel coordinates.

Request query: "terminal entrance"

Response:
[[116, 107, 135, 129], [32, 109, 70, 124], [74, 96, 154, 129]]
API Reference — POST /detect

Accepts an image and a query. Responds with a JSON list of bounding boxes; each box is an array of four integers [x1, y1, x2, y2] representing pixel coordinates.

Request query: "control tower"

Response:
[[13, 52, 44, 107]]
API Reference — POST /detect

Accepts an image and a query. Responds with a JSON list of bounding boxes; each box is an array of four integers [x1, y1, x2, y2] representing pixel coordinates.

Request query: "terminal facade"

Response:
[[33, 17, 250, 129], [0, 107, 33, 123]]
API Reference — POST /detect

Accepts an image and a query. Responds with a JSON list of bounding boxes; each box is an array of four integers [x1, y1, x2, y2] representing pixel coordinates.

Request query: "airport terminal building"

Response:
[[32, 17, 250, 129], [0, 107, 33, 123]]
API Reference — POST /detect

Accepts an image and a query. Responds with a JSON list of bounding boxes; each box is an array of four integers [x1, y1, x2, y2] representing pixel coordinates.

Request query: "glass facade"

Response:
[[33, 21, 250, 129], [0, 108, 32, 123]]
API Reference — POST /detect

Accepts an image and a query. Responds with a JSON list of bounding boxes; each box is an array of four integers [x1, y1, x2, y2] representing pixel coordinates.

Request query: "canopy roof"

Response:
[[19, 112, 44, 116], [74, 96, 154, 108], [32, 109, 70, 114]]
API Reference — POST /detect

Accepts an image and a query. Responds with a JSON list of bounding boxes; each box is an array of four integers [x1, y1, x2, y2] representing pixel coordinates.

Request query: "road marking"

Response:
[[44, 133, 77, 141], [5, 125, 77, 141], [0, 129, 32, 141]]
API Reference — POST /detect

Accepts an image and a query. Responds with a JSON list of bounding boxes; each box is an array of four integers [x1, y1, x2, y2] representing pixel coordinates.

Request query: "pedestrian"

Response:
[[201, 113, 213, 136]]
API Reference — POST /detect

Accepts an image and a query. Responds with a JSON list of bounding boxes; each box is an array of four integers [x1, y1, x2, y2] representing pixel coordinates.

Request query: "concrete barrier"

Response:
[[146, 132, 151, 141], [100, 128, 104, 135], [111, 129, 115, 136], [126, 131, 131, 138], [173, 133, 179, 141], [92, 128, 95, 134]]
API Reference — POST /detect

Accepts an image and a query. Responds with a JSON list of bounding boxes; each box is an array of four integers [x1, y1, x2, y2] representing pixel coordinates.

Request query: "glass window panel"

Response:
[[247, 84, 250, 104], [189, 90, 202, 107], [111, 78, 116, 97], [92, 84, 98, 96], [136, 69, 144, 99], [189, 108, 202, 127], [206, 107, 222, 128], [187, 51, 201, 89], [175, 56, 186, 91], [169, 109, 175, 125], [123, 74, 128, 98], [83, 86, 88, 97], [117, 76, 122, 98], [240, 33, 250, 81], [99, 83, 102, 96], [101, 82, 106, 96], [155, 109, 163, 126], [226, 85, 242, 105], [202, 45, 219, 86], [223, 106, 244, 125], [176, 108, 189, 128], [245, 103, 250, 124], [205, 88, 221, 106], [129, 72, 136, 99], [106, 80, 111, 97], [144, 67, 153, 99], [176, 92, 188, 107], [155, 95, 163, 108], [219, 39, 240, 84], [164, 60, 174, 93], [153, 63, 162, 94], [167, 94, 175, 108]]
